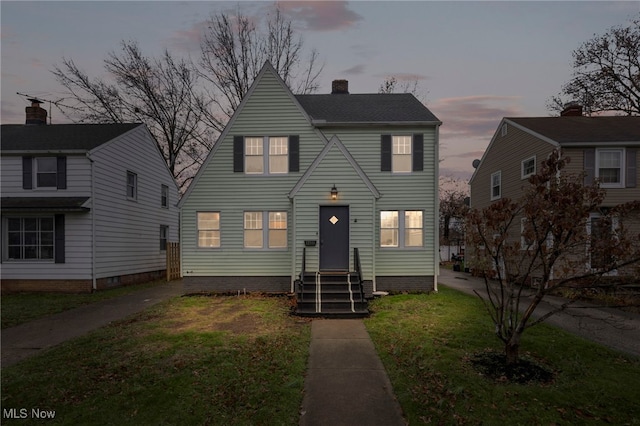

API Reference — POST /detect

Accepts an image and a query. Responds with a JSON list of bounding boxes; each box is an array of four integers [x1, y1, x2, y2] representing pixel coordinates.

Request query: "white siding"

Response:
[[90, 126, 179, 278]]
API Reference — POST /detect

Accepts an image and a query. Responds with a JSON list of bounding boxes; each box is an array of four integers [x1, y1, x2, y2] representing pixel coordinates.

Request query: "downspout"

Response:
[[434, 125, 441, 292], [372, 196, 377, 293], [87, 153, 97, 291], [290, 197, 296, 293]]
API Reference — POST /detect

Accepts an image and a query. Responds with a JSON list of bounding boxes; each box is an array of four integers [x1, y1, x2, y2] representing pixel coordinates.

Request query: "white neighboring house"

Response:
[[1, 102, 179, 292]]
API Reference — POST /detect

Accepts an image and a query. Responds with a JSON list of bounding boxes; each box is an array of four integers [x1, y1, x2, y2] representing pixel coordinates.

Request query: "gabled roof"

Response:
[[295, 93, 441, 125], [506, 116, 640, 146], [288, 135, 380, 199], [0, 123, 143, 152]]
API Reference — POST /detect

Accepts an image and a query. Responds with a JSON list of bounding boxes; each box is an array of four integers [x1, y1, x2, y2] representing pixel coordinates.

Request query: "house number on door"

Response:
[[329, 216, 339, 225]]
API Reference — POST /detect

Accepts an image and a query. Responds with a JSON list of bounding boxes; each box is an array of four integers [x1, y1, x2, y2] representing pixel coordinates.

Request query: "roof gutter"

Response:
[[311, 120, 443, 128]]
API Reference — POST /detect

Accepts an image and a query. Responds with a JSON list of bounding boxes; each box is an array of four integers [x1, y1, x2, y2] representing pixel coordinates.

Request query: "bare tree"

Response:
[[548, 15, 640, 116], [439, 177, 469, 246], [52, 42, 216, 191], [378, 75, 428, 104], [467, 150, 640, 364], [199, 5, 323, 119]]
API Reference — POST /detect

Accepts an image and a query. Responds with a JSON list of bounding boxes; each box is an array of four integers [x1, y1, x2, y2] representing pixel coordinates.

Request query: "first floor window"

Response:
[[244, 211, 287, 249], [197, 212, 220, 248], [7, 217, 54, 260], [127, 171, 137, 200], [491, 171, 501, 200], [160, 225, 169, 251], [380, 210, 423, 248], [589, 214, 616, 270]]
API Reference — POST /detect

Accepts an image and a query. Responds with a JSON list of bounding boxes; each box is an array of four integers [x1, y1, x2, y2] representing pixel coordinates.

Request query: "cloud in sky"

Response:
[[342, 64, 366, 75], [278, 1, 363, 31]]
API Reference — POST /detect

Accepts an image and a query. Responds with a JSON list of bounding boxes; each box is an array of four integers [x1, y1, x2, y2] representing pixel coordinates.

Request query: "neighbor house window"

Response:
[[596, 149, 624, 187], [520, 218, 534, 249], [491, 171, 501, 200], [6, 217, 54, 260], [161, 185, 169, 208], [197, 212, 220, 248], [244, 211, 287, 249], [160, 225, 169, 251], [589, 213, 617, 270], [35, 157, 57, 188], [392, 136, 412, 173], [521, 156, 536, 179], [380, 210, 423, 248], [126, 171, 137, 200]]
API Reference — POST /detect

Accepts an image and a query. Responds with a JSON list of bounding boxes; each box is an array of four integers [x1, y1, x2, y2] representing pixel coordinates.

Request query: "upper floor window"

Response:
[[197, 212, 220, 248], [161, 184, 169, 208], [491, 171, 501, 200], [381, 134, 424, 173], [596, 149, 624, 188], [126, 171, 137, 200], [521, 156, 536, 179], [380, 210, 423, 248], [244, 211, 288, 249], [22, 156, 66, 190], [234, 135, 299, 175]]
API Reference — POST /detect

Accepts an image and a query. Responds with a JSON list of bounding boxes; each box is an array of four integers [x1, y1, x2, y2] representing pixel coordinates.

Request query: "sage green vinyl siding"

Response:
[[291, 143, 376, 280], [181, 69, 323, 277], [319, 127, 439, 276]]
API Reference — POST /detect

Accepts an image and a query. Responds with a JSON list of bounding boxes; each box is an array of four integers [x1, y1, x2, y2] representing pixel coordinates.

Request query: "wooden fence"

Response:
[[166, 242, 181, 281]]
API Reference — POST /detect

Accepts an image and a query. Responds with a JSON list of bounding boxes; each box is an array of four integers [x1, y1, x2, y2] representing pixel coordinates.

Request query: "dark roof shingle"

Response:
[[0, 123, 142, 152], [507, 116, 640, 144], [295, 93, 440, 124]]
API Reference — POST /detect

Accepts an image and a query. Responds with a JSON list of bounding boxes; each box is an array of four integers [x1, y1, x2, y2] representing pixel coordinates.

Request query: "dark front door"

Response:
[[319, 206, 349, 271]]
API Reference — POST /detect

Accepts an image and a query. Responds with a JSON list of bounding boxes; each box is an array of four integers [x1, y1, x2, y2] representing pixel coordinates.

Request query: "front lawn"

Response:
[[1, 280, 165, 329], [365, 288, 640, 424], [1, 295, 311, 425]]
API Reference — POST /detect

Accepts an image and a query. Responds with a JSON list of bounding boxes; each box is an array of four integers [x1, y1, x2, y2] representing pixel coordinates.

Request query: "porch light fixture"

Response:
[[330, 184, 338, 200]]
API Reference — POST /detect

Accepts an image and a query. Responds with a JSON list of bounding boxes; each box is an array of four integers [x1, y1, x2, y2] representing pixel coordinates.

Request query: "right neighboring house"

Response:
[[468, 105, 640, 277]]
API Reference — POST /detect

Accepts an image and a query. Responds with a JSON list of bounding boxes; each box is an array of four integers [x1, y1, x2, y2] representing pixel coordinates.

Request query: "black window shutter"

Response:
[[412, 134, 424, 172], [626, 149, 637, 188], [233, 136, 244, 172], [22, 156, 33, 189], [55, 214, 65, 264], [584, 149, 595, 185], [381, 135, 392, 171], [289, 135, 300, 172], [57, 156, 67, 189]]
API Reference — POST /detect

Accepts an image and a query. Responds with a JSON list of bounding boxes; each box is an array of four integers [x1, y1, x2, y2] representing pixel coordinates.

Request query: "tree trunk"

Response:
[[505, 335, 520, 365]]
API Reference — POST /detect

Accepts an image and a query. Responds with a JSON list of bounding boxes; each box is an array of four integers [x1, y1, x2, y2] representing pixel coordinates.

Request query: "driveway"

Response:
[[438, 268, 640, 357]]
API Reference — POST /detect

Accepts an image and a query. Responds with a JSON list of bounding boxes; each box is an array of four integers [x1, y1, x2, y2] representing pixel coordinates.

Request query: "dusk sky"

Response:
[[2, 1, 639, 180]]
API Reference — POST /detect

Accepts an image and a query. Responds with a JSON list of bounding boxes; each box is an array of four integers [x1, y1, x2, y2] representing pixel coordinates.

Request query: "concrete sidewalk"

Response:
[[1, 281, 183, 368], [438, 268, 640, 357], [299, 319, 406, 426]]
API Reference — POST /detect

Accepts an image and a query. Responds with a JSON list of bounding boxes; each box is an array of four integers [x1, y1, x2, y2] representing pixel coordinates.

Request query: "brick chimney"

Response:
[[331, 80, 349, 94], [26, 99, 47, 125], [561, 103, 583, 117]]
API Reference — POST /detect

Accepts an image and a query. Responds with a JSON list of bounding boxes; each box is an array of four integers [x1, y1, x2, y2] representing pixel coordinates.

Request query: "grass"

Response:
[[3, 287, 640, 425], [1, 294, 311, 425], [365, 287, 640, 425], [1, 280, 165, 329]]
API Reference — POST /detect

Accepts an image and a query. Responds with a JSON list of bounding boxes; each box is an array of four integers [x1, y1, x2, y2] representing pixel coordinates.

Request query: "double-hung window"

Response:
[[22, 156, 67, 190], [197, 212, 220, 248], [381, 134, 424, 173], [245, 137, 264, 174], [380, 210, 423, 248], [35, 157, 58, 188], [126, 171, 137, 200], [236, 136, 298, 175], [7, 217, 55, 260], [244, 211, 288, 249], [491, 171, 501, 200], [521, 156, 536, 179], [160, 225, 169, 251], [392, 136, 412, 173], [596, 149, 624, 188], [161, 185, 169, 208], [269, 137, 288, 174]]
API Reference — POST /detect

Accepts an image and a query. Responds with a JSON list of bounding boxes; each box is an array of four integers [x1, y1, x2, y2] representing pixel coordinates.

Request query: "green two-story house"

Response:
[[179, 62, 441, 315]]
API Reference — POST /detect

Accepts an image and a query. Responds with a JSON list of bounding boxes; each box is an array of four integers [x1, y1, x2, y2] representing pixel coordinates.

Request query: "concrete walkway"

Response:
[[1, 281, 183, 368], [438, 268, 640, 357], [299, 319, 406, 426]]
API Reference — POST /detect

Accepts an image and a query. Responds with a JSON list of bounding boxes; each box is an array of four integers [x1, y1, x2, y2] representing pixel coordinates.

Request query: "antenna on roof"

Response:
[[16, 92, 81, 124]]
